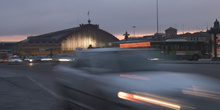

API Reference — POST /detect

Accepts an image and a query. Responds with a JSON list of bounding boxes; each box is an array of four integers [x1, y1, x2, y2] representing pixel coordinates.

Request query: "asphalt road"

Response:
[[0, 61, 219, 110], [0, 62, 68, 110]]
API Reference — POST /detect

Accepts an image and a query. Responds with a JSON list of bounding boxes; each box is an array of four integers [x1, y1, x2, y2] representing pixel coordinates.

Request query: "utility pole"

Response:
[[156, 0, 159, 34]]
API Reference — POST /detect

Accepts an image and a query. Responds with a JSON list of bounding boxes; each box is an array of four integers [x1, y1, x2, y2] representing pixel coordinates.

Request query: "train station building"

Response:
[[18, 20, 119, 56]]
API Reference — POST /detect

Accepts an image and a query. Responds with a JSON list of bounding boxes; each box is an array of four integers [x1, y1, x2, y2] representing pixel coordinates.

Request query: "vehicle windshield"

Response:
[[74, 50, 159, 73], [118, 51, 156, 72]]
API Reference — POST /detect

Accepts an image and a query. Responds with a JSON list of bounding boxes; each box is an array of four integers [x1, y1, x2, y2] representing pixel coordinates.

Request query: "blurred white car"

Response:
[[53, 54, 75, 62], [56, 48, 220, 110], [57, 57, 74, 62], [7, 56, 23, 64], [40, 56, 53, 62]]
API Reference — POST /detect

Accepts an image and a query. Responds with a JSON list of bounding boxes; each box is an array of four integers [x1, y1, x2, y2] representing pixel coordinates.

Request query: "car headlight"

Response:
[[58, 59, 73, 62], [148, 58, 160, 61], [41, 58, 52, 61], [118, 91, 181, 110]]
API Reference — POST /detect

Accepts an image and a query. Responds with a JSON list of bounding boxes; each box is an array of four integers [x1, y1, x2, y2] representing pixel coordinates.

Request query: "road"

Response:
[[0, 62, 68, 110], [0, 61, 219, 110]]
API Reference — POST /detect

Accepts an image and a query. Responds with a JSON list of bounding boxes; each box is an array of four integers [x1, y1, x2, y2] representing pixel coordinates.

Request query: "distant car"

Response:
[[56, 48, 220, 110], [0, 52, 8, 62], [27, 56, 52, 63], [28, 56, 38, 63], [7, 56, 23, 64]]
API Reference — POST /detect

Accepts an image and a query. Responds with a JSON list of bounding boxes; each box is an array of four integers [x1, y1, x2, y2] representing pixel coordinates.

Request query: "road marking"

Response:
[[27, 76, 62, 99]]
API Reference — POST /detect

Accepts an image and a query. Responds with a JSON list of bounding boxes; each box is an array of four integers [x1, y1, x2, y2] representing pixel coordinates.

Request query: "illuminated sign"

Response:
[[120, 42, 151, 48]]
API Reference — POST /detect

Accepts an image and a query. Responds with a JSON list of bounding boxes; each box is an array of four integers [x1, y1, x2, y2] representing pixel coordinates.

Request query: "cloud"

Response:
[[0, 35, 27, 42], [0, 0, 219, 41]]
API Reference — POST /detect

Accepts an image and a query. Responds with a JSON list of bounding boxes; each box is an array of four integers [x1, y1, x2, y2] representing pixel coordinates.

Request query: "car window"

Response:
[[74, 50, 158, 74], [118, 51, 156, 72], [93, 52, 120, 73], [74, 53, 96, 68]]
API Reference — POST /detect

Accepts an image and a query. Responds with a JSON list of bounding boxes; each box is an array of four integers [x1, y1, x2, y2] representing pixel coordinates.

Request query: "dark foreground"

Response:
[[0, 60, 220, 110], [0, 77, 65, 110]]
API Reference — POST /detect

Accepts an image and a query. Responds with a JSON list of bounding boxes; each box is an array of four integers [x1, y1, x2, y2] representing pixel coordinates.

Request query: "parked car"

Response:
[[7, 56, 23, 64], [56, 48, 220, 110]]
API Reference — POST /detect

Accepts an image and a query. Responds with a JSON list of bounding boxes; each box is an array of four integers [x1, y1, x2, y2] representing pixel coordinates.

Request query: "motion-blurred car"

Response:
[[7, 56, 23, 64], [57, 57, 74, 62], [52, 54, 75, 62], [40, 56, 52, 62], [28, 55, 52, 63], [56, 48, 220, 110]]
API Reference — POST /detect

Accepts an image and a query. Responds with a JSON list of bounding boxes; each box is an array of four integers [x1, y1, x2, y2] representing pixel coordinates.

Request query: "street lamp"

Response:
[[208, 19, 220, 61], [156, 0, 159, 34], [132, 26, 136, 37]]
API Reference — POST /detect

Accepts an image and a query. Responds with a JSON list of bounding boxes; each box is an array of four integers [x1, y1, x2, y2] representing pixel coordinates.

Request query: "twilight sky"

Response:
[[0, 0, 220, 41]]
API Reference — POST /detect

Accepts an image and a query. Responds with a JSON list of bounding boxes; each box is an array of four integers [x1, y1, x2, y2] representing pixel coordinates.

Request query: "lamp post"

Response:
[[156, 0, 159, 34], [208, 19, 220, 61], [154, 0, 159, 41], [132, 26, 136, 37]]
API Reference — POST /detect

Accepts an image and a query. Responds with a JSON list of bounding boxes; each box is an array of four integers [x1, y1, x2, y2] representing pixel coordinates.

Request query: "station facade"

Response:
[[18, 21, 119, 56]]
